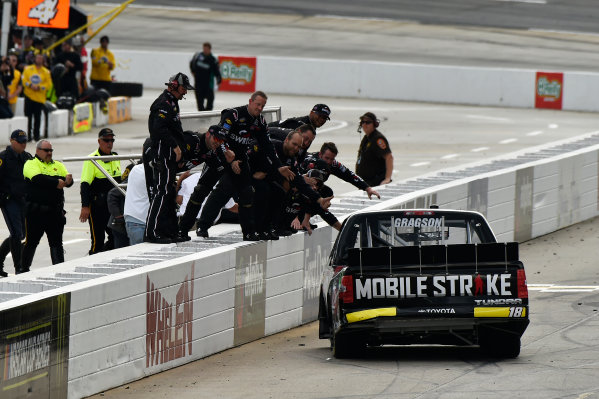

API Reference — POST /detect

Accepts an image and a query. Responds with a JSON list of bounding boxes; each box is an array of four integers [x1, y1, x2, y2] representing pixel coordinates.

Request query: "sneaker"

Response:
[[175, 230, 191, 242], [267, 229, 280, 240], [243, 232, 261, 241], [196, 228, 209, 238]]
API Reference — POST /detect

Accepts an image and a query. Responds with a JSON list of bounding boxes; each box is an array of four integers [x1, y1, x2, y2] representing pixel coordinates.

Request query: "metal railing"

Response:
[[62, 154, 142, 195]]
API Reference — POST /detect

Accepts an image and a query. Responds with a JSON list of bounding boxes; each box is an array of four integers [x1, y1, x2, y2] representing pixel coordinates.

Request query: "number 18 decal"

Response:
[[508, 307, 525, 317]]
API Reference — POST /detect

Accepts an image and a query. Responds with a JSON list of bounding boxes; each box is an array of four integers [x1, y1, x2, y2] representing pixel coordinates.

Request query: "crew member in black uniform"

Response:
[[296, 168, 342, 234], [79, 128, 122, 254], [0, 130, 32, 276], [268, 103, 331, 131], [144, 72, 194, 243], [196, 91, 294, 241], [21, 140, 73, 272], [301, 142, 380, 199], [251, 131, 333, 238], [189, 42, 222, 111], [176, 126, 231, 240], [355, 112, 394, 187], [267, 124, 315, 163]]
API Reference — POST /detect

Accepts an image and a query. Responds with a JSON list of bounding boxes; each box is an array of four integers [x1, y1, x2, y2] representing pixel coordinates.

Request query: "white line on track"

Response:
[[526, 130, 544, 136], [441, 154, 459, 160], [315, 14, 400, 23], [410, 162, 430, 167], [528, 284, 599, 293], [548, 123, 559, 129], [495, 0, 546, 4], [499, 138, 518, 144], [471, 147, 489, 152], [465, 115, 512, 123], [317, 120, 348, 134], [95, 3, 210, 12]]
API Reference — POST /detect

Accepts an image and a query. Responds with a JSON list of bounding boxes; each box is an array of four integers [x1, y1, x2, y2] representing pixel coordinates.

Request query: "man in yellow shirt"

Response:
[[79, 128, 122, 254], [22, 53, 51, 142], [21, 140, 73, 273], [90, 36, 115, 92]]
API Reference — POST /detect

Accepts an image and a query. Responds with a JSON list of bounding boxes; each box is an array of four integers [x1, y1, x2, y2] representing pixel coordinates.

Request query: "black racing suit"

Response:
[[189, 51, 222, 111], [252, 140, 321, 233], [267, 115, 311, 130], [178, 132, 227, 233], [144, 90, 185, 240], [300, 152, 369, 191], [267, 126, 311, 163], [197, 106, 281, 236]]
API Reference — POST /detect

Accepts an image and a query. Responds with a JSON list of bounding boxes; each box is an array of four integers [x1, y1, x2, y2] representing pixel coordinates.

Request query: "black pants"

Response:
[[252, 178, 286, 233], [91, 79, 112, 94], [198, 163, 254, 235], [194, 85, 215, 111], [145, 142, 178, 239], [88, 194, 114, 255], [24, 97, 43, 141], [0, 198, 26, 272], [178, 165, 223, 233], [21, 204, 66, 271]]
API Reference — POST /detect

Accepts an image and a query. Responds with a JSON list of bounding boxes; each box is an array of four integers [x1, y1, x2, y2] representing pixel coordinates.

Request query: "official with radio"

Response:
[[355, 112, 393, 187]]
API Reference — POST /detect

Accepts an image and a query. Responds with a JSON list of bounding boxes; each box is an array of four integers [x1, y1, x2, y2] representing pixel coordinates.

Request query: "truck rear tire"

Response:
[[480, 330, 521, 358]]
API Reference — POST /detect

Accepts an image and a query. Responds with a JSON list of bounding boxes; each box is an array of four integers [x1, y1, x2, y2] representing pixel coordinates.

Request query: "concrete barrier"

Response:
[[1, 130, 599, 398], [0, 116, 27, 145], [109, 49, 599, 112]]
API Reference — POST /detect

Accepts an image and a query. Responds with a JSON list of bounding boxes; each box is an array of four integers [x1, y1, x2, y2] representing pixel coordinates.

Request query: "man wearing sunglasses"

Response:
[[21, 140, 73, 272], [79, 128, 122, 255], [355, 112, 394, 187]]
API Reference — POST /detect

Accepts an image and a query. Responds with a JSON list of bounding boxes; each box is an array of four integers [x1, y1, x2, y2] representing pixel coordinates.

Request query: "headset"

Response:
[[166, 73, 182, 90]]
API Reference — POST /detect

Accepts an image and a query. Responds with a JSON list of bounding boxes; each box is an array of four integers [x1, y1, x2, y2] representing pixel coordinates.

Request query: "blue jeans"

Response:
[[125, 215, 146, 245]]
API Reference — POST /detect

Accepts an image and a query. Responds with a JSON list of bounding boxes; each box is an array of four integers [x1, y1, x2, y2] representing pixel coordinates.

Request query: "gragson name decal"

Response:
[[394, 217, 442, 228], [355, 274, 512, 299]]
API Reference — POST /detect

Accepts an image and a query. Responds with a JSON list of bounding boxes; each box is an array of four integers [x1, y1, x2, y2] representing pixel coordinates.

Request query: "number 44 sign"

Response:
[[17, 0, 70, 29]]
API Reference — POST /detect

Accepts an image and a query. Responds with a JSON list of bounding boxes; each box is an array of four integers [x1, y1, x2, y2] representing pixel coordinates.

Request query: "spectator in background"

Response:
[[21, 140, 73, 272], [355, 112, 393, 186], [22, 53, 51, 141], [189, 42, 221, 111], [123, 163, 149, 245], [6, 54, 22, 115], [53, 39, 83, 99], [90, 35, 115, 92], [0, 58, 14, 119], [79, 128, 122, 255]]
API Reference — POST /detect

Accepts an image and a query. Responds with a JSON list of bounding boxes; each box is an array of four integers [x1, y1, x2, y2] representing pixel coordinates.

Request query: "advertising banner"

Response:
[[17, 0, 71, 29], [146, 265, 195, 369], [535, 71, 563, 110], [0, 294, 70, 399], [302, 228, 333, 323], [219, 56, 256, 93], [234, 242, 266, 346]]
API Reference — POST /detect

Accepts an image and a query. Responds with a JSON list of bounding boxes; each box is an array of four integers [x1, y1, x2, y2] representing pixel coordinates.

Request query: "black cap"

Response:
[[10, 129, 27, 143], [182, 130, 201, 157], [100, 35, 109, 43], [360, 112, 377, 123], [307, 168, 326, 182], [166, 72, 195, 90], [311, 104, 331, 120], [98, 128, 115, 138], [208, 125, 226, 141]]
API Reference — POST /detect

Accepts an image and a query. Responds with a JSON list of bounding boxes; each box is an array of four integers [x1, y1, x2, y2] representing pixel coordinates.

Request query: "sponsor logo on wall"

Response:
[[514, 167, 533, 242], [468, 178, 488, 216], [146, 265, 195, 368], [535, 71, 563, 110], [302, 228, 332, 323], [234, 242, 267, 346], [0, 294, 70, 399], [219, 56, 257, 93]]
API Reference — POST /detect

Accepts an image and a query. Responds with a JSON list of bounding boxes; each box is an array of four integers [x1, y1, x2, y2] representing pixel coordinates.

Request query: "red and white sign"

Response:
[[218, 56, 256, 93], [535, 71, 563, 110], [17, 0, 70, 29]]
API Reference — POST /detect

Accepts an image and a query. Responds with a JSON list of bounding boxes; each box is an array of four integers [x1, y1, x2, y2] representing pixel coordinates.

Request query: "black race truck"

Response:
[[319, 209, 529, 358]]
